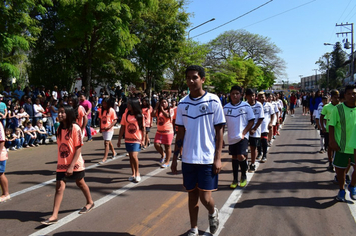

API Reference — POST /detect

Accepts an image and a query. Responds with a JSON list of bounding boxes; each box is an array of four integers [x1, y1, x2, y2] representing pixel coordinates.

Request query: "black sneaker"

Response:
[[209, 207, 219, 234], [249, 164, 256, 173], [328, 163, 334, 172], [256, 154, 262, 160], [260, 156, 267, 163]]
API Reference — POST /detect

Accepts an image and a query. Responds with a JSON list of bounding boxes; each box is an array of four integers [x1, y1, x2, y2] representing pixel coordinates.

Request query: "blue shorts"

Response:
[[182, 163, 218, 191], [125, 143, 141, 152], [0, 160, 6, 173], [290, 104, 295, 110], [145, 127, 151, 133]]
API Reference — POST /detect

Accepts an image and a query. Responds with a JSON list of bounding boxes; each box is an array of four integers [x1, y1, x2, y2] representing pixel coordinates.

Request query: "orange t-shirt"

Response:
[[172, 106, 178, 132], [56, 124, 84, 172], [142, 107, 153, 128], [99, 108, 117, 132], [76, 105, 86, 128], [120, 111, 144, 144], [0, 124, 8, 161], [156, 109, 174, 134]]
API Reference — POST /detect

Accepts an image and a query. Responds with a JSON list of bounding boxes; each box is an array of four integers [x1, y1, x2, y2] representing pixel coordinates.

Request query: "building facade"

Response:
[[300, 74, 321, 91]]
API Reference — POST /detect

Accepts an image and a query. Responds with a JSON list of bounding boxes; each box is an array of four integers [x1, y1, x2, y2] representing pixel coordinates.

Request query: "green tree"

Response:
[[210, 54, 264, 93], [206, 29, 286, 78], [126, 0, 189, 96], [316, 42, 347, 89], [29, 0, 156, 96], [168, 40, 210, 92], [0, 0, 50, 86]]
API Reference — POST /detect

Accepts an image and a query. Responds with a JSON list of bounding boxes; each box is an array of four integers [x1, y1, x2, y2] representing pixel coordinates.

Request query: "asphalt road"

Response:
[[1, 108, 356, 236]]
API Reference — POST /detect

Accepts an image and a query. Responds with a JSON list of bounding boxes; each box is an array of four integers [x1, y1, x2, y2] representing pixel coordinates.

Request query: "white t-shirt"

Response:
[[315, 102, 324, 129], [271, 101, 279, 125], [52, 91, 58, 100], [224, 101, 255, 145], [261, 102, 275, 133], [175, 92, 225, 164], [249, 101, 264, 138], [33, 104, 44, 117]]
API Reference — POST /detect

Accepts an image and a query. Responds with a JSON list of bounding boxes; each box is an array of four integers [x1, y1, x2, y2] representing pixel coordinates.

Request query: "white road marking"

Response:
[[10, 152, 128, 198], [29, 166, 166, 236]]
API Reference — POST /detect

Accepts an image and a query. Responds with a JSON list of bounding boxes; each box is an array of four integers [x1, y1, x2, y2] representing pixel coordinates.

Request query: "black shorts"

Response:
[[261, 132, 268, 138], [229, 138, 248, 156], [56, 171, 85, 181], [145, 127, 151, 133], [249, 137, 261, 147]]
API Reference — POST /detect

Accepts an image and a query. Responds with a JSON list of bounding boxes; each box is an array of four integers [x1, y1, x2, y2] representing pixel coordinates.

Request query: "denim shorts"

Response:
[[0, 160, 7, 173], [125, 143, 141, 152], [182, 163, 218, 191]]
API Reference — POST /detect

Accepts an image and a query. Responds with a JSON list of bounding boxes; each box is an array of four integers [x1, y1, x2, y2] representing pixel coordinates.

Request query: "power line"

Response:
[[191, 0, 273, 39], [337, 0, 353, 23], [241, 0, 316, 29], [342, 3, 356, 23]]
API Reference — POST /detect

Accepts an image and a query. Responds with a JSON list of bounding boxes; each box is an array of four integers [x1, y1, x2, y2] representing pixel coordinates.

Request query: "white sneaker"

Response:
[[135, 175, 141, 182], [209, 207, 219, 234], [187, 228, 198, 236]]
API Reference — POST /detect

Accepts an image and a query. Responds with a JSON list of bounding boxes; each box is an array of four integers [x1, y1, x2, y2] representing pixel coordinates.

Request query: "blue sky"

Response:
[[185, 0, 356, 83]]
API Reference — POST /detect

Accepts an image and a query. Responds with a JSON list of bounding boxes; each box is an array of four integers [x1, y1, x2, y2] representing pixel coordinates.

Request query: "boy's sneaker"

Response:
[[10, 147, 16, 150], [345, 175, 351, 185], [209, 207, 219, 234], [336, 189, 346, 202], [260, 156, 267, 163], [187, 228, 198, 236], [328, 163, 334, 172], [230, 181, 238, 189], [256, 154, 262, 161], [319, 148, 324, 153], [240, 178, 247, 187], [348, 185, 356, 200], [249, 164, 256, 173]]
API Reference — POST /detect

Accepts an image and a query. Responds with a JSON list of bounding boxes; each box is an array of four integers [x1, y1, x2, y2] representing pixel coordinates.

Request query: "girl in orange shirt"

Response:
[[41, 105, 94, 225], [0, 122, 10, 203], [99, 98, 117, 164], [141, 97, 153, 149], [117, 98, 145, 182], [153, 97, 174, 168]]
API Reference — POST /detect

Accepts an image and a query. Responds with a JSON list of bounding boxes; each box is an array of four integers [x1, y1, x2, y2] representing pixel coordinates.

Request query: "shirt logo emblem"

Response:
[[127, 123, 137, 134], [227, 109, 232, 115], [59, 143, 70, 158], [199, 104, 208, 113]]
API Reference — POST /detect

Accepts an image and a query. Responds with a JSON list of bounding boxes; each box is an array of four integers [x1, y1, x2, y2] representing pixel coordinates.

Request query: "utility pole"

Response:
[[336, 22, 354, 83]]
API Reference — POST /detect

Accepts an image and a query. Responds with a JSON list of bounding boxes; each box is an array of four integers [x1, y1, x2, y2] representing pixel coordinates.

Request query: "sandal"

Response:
[[0, 195, 10, 203], [41, 218, 58, 225], [79, 203, 95, 214]]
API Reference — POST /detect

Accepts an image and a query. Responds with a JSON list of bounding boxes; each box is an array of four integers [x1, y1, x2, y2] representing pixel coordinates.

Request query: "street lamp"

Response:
[[188, 18, 215, 39], [324, 43, 334, 91]]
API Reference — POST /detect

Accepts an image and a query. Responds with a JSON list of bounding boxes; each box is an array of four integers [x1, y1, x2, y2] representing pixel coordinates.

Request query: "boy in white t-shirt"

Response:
[[171, 65, 225, 236], [224, 86, 254, 188], [245, 89, 264, 172]]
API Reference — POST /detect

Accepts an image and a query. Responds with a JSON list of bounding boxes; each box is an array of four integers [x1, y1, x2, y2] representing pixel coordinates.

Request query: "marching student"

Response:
[[257, 92, 275, 163], [329, 85, 356, 202], [0, 122, 10, 203], [171, 65, 225, 236], [315, 96, 328, 153], [224, 86, 254, 188], [245, 89, 264, 172], [41, 105, 94, 225], [117, 98, 145, 182], [320, 90, 340, 171], [98, 98, 117, 164]]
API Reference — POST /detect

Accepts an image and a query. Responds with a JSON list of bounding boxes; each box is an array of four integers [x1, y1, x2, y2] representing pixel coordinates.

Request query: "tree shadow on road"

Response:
[[0, 209, 75, 223], [53, 232, 134, 236], [233, 196, 340, 209]]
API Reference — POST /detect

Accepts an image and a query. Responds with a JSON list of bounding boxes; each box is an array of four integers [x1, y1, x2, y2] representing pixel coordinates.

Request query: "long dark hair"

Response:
[[141, 97, 151, 110], [157, 97, 170, 118], [69, 94, 80, 119], [101, 97, 113, 116], [127, 97, 144, 132], [57, 105, 76, 140]]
